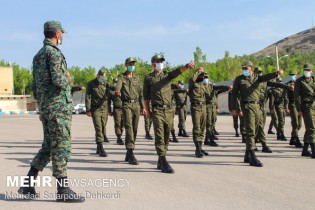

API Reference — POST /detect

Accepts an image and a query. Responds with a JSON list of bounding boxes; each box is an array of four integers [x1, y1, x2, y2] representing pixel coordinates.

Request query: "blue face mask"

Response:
[[181, 85, 185, 89], [127, 66, 135, 72], [242, 70, 250, 77], [113, 83, 117, 87], [98, 78, 104, 83], [202, 78, 209, 84], [289, 75, 296, 81]]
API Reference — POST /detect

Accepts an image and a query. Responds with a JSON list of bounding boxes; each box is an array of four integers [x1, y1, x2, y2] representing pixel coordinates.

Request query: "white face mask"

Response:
[[304, 71, 311, 78], [155, 63, 164, 71]]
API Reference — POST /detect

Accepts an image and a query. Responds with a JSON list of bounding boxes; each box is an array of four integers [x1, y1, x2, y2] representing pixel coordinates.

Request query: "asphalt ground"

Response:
[[0, 114, 314, 210]]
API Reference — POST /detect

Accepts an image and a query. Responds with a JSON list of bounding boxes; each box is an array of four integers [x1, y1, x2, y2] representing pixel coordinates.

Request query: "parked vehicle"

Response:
[[73, 104, 85, 114]]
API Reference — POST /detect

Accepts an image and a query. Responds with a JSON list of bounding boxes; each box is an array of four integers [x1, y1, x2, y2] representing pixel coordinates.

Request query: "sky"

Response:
[[1, 0, 315, 69]]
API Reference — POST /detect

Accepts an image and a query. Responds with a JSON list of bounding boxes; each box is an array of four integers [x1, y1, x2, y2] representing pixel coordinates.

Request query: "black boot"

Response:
[[248, 150, 263, 167], [244, 150, 250, 163], [295, 137, 303, 148], [280, 132, 287, 141], [18, 166, 39, 197], [277, 132, 281, 140], [242, 134, 246, 143], [182, 129, 189, 137], [160, 156, 175, 173], [235, 128, 239, 137], [56, 177, 85, 203], [262, 146, 273, 153], [209, 133, 219, 147], [310, 143, 315, 158], [178, 129, 183, 136], [301, 143, 311, 157], [268, 128, 275, 134], [254, 147, 259, 151], [199, 141, 209, 156], [97, 142, 108, 157], [145, 131, 153, 140], [214, 128, 219, 135], [157, 157, 161, 169], [204, 134, 210, 145], [212, 132, 219, 140], [194, 141, 204, 158], [104, 135, 110, 143], [126, 149, 139, 165], [289, 137, 297, 145], [171, 130, 179, 143], [116, 135, 124, 145]]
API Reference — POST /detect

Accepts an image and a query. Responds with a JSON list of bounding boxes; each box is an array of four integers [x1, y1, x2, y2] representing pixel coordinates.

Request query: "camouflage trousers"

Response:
[[31, 110, 72, 178], [92, 108, 108, 143], [191, 104, 206, 142], [144, 114, 153, 133], [113, 108, 124, 136], [206, 104, 216, 137], [255, 105, 268, 147]]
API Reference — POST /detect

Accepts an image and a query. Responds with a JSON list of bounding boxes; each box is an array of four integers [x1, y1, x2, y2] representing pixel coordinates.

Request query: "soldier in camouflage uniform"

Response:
[[19, 21, 84, 202], [174, 81, 189, 137], [231, 61, 283, 167], [115, 57, 145, 165], [143, 54, 194, 173], [294, 64, 315, 158], [270, 77, 288, 141], [86, 68, 110, 157], [108, 78, 124, 145], [285, 70, 303, 148]]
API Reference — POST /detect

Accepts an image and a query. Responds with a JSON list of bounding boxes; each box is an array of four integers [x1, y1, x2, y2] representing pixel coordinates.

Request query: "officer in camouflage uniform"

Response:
[[204, 81, 231, 146], [294, 63, 315, 158], [174, 81, 189, 137], [285, 70, 303, 148], [143, 54, 194, 173], [19, 21, 84, 202], [188, 67, 210, 158], [86, 68, 110, 157], [108, 78, 124, 145], [231, 61, 283, 167], [115, 57, 145, 165], [271, 77, 288, 141]]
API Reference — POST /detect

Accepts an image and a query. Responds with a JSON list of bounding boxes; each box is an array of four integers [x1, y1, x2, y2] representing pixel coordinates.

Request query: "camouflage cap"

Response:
[[125, 57, 137, 64], [289, 70, 297, 75], [241, 60, 254, 67], [97, 68, 107, 79], [151, 54, 165, 62], [178, 80, 184, 84], [303, 63, 313, 70], [254, 67, 263, 73], [44, 20, 65, 33]]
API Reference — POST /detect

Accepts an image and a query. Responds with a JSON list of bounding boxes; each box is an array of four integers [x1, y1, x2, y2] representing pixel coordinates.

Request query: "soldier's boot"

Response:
[[242, 134, 246, 143], [160, 156, 175, 174], [96, 144, 100, 154], [235, 128, 239, 137], [212, 131, 219, 140], [276, 132, 281, 140], [310, 143, 315, 158], [204, 134, 210, 145], [145, 131, 153, 140], [157, 157, 161, 169], [182, 129, 189, 137], [127, 149, 139, 165], [97, 142, 108, 157], [56, 177, 85, 203], [248, 150, 263, 167], [244, 150, 250, 163], [268, 128, 275, 134], [301, 143, 312, 157], [178, 129, 183, 137], [18, 166, 39, 197], [194, 141, 204, 158], [262, 146, 273, 153], [209, 133, 219, 147], [280, 132, 287, 141], [171, 130, 179, 143], [199, 141, 209, 156], [289, 137, 297, 145], [295, 137, 303, 148], [116, 135, 124, 145], [214, 128, 219, 135], [104, 135, 110, 143], [254, 147, 259, 151]]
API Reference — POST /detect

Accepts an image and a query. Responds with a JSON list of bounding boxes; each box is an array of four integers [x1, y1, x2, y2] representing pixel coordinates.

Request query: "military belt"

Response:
[[243, 101, 259, 104], [192, 101, 206, 105], [153, 104, 172, 109], [122, 99, 138, 103]]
